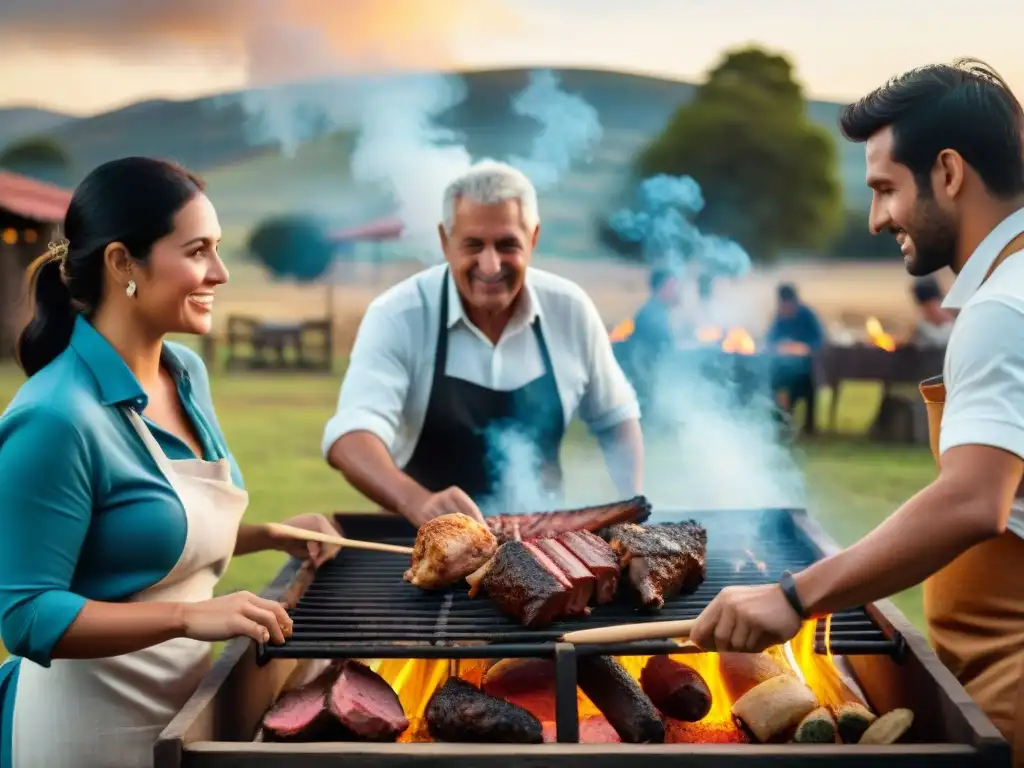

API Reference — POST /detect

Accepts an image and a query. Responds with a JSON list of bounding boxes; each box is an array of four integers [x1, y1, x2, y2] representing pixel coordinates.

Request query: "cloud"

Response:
[[0, 0, 521, 85]]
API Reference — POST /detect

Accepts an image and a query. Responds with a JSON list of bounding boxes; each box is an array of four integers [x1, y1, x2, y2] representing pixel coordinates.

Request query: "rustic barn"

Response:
[[0, 170, 72, 359]]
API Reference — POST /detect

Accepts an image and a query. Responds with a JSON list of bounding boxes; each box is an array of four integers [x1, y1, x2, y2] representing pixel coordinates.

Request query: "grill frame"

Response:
[[155, 508, 1012, 767]]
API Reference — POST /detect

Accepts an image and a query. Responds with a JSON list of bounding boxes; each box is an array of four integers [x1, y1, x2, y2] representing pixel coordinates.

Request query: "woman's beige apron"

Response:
[[9, 408, 248, 768], [921, 373, 1024, 762]]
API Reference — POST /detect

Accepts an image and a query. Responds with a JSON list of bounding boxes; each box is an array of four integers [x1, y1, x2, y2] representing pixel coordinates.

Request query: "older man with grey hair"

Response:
[[323, 160, 643, 527]]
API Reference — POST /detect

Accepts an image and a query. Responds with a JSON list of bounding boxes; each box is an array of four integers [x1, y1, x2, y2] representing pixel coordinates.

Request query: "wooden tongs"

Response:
[[265, 523, 414, 556], [560, 619, 696, 645]]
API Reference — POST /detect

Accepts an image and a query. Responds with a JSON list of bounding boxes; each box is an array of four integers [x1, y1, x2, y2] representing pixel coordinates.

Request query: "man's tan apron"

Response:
[[920, 377, 1024, 762], [7, 408, 248, 767]]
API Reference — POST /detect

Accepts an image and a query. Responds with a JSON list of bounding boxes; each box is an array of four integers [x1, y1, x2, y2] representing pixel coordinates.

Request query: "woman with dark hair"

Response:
[[0, 156, 341, 768]]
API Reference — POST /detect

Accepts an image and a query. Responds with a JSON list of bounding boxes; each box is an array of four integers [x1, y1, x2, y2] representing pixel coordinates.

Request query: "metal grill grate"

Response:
[[257, 508, 901, 663]]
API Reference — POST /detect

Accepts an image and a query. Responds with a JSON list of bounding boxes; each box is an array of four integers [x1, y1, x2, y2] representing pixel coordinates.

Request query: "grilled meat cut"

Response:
[[327, 660, 409, 741], [486, 496, 651, 542], [404, 513, 498, 589], [425, 677, 544, 743], [561, 530, 620, 604], [577, 655, 666, 744], [473, 528, 625, 626], [605, 521, 707, 609], [480, 541, 571, 627], [262, 661, 408, 742]]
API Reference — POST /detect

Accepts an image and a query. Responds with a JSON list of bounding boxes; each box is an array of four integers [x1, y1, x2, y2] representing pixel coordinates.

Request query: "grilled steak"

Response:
[[605, 521, 707, 609], [577, 655, 666, 744], [426, 677, 544, 743], [262, 664, 341, 741], [486, 496, 651, 542], [481, 541, 571, 628], [263, 661, 409, 742], [534, 537, 595, 614], [327, 660, 409, 741], [560, 530, 620, 604]]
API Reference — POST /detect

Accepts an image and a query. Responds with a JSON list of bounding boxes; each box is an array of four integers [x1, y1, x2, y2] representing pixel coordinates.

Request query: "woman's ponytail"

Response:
[[16, 248, 78, 377]]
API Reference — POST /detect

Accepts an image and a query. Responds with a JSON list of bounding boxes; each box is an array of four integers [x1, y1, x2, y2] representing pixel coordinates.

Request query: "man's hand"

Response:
[[403, 486, 485, 527], [690, 584, 803, 653], [270, 513, 343, 568]]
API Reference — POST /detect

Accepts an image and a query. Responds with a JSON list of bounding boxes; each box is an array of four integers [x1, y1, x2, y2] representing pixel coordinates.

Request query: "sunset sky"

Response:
[[0, 0, 1020, 115]]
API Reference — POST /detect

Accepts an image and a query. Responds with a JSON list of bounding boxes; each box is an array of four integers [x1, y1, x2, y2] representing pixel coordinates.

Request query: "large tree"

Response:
[[0, 136, 73, 186], [634, 46, 843, 261]]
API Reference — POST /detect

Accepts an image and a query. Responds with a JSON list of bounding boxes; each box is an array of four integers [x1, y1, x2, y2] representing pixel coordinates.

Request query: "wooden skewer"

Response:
[[560, 619, 697, 645], [265, 523, 414, 555]]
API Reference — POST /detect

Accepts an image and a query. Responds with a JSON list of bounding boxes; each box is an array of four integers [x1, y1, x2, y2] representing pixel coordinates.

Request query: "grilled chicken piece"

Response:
[[486, 497, 652, 543], [403, 513, 498, 589], [480, 541, 571, 628], [605, 521, 707, 609], [426, 678, 543, 743]]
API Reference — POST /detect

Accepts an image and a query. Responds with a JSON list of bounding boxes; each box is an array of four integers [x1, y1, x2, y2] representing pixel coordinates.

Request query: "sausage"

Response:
[[577, 656, 665, 744], [639, 656, 712, 721]]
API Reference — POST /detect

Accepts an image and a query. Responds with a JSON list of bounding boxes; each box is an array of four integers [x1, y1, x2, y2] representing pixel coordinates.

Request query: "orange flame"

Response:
[[356, 615, 861, 744], [721, 328, 756, 355], [865, 316, 896, 352], [609, 319, 635, 343]]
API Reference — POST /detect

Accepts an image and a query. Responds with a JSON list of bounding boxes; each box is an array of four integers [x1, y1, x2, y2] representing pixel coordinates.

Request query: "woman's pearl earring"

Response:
[[126, 280, 137, 298]]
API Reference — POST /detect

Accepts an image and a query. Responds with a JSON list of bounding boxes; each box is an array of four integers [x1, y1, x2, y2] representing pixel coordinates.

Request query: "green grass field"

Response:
[[0, 365, 934, 661]]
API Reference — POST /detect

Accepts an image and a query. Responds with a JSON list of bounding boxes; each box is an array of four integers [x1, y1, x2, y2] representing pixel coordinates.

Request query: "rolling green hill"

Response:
[[1, 67, 871, 259]]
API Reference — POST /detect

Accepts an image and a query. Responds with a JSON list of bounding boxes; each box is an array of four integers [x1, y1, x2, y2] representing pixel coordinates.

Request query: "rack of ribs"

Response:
[[485, 496, 652, 543], [604, 521, 708, 609], [467, 530, 621, 628]]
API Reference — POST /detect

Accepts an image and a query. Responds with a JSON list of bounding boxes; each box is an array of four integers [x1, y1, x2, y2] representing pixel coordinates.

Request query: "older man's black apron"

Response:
[[403, 270, 566, 506]]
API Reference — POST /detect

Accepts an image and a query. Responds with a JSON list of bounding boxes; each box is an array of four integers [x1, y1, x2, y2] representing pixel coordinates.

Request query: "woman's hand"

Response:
[[180, 591, 293, 645], [269, 513, 344, 567]]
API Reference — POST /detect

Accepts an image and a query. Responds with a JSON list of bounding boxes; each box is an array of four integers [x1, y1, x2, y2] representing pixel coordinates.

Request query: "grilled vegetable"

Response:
[[858, 708, 914, 745], [730, 674, 818, 743]]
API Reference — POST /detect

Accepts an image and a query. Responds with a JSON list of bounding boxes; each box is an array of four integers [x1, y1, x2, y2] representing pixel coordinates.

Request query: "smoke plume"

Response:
[[507, 70, 604, 191]]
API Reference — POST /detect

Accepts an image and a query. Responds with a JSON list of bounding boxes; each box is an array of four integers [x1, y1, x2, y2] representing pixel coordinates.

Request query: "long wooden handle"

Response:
[[266, 523, 414, 555], [560, 619, 696, 645]]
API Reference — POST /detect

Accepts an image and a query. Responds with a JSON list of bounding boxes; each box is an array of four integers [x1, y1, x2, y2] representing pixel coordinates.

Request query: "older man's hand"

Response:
[[690, 584, 804, 653]]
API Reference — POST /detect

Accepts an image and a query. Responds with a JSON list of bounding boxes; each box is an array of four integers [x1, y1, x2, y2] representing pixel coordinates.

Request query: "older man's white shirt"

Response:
[[939, 207, 1024, 538], [322, 264, 641, 468]]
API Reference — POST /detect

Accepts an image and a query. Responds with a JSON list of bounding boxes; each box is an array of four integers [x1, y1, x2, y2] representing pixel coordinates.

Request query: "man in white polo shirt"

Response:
[[690, 59, 1024, 754], [323, 160, 643, 527]]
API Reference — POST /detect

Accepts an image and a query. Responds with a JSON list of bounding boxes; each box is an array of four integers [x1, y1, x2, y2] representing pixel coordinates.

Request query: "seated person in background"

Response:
[[767, 283, 825, 435], [909, 276, 955, 348]]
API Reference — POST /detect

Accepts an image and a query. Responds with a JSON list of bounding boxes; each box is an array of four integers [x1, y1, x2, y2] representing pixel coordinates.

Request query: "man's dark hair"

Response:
[[777, 282, 798, 303], [912, 276, 943, 304], [839, 58, 1024, 198]]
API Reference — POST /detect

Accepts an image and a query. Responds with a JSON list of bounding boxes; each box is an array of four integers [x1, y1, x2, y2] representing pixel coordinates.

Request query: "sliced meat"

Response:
[[606, 521, 707, 609], [577, 656, 665, 744], [262, 663, 343, 741], [425, 677, 544, 744], [534, 538, 595, 615], [480, 541, 570, 628], [560, 530, 620, 604], [327, 660, 409, 741]]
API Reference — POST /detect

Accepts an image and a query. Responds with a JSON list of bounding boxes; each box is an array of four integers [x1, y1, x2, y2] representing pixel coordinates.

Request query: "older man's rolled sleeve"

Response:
[[321, 304, 413, 458], [939, 300, 1024, 459], [576, 295, 641, 433]]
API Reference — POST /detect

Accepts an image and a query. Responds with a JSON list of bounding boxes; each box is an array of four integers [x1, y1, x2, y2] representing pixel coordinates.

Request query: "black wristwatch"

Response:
[[779, 570, 809, 620]]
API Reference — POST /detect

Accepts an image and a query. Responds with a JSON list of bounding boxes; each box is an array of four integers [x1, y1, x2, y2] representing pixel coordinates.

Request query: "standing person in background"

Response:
[[689, 59, 1024, 764], [0, 157, 339, 768], [615, 266, 682, 435], [323, 161, 643, 525], [767, 282, 825, 434], [909, 276, 956, 348]]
